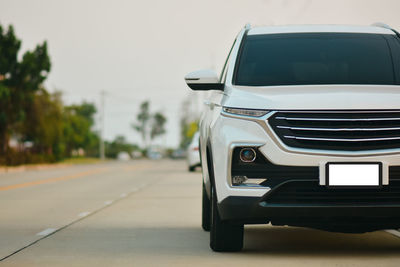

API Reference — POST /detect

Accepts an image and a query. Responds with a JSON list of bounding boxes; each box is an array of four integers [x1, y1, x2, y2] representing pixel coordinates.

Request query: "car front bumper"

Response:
[[218, 195, 400, 232], [210, 113, 400, 202]]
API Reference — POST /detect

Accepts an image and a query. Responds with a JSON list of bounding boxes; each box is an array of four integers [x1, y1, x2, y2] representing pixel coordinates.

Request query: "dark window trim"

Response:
[[231, 29, 249, 85], [387, 35, 400, 84], [382, 34, 397, 84], [219, 38, 237, 83]]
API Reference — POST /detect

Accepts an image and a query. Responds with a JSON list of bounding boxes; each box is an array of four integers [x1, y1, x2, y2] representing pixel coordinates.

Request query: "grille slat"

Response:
[[277, 126, 400, 131], [283, 135, 400, 142], [269, 111, 400, 151], [276, 116, 400, 122]]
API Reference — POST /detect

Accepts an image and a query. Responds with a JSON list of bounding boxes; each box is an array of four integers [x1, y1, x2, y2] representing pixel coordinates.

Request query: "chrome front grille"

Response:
[[268, 111, 400, 151]]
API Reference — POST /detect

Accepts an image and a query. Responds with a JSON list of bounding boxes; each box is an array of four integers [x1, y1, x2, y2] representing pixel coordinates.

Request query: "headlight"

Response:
[[222, 107, 269, 117]]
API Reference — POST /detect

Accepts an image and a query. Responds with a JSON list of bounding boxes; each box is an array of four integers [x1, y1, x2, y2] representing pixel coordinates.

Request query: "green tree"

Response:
[[63, 102, 98, 157], [105, 135, 138, 159], [132, 101, 151, 147], [0, 23, 103, 165], [132, 101, 168, 149], [70, 102, 97, 125], [150, 112, 167, 141], [22, 89, 64, 160], [0, 24, 51, 154]]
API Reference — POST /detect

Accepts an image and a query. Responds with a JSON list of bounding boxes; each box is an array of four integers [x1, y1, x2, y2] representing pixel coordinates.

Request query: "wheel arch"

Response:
[[205, 139, 215, 199]]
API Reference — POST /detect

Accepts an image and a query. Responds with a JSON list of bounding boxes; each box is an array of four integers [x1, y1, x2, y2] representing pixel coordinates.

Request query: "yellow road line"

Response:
[[0, 167, 109, 191]]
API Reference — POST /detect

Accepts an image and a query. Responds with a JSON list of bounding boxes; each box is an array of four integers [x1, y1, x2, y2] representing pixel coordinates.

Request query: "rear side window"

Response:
[[234, 33, 400, 86]]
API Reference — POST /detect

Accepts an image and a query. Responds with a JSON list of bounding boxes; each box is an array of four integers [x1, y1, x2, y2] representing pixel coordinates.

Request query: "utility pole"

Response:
[[100, 90, 106, 160]]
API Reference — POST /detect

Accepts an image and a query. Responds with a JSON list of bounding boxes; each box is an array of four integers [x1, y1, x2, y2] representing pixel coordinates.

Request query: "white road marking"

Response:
[[36, 228, 57, 236], [104, 200, 113, 205], [78, 211, 91, 217], [385, 229, 400, 238], [120, 193, 127, 198]]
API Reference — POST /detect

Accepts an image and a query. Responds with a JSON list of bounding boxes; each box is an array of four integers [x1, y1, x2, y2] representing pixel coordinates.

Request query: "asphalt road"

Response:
[[1, 159, 400, 266]]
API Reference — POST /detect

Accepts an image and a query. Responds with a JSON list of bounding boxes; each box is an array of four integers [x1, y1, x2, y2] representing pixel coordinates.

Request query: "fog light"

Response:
[[239, 148, 256, 163], [232, 175, 248, 185], [232, 176, 267, 187]]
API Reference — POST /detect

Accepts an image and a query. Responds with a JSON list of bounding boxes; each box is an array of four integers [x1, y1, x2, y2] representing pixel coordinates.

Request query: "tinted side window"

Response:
[[235, 33, 398, 86]]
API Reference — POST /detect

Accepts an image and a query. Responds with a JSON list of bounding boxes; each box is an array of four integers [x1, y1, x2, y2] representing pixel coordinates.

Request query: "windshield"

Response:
[[234, 33, 400, 86]]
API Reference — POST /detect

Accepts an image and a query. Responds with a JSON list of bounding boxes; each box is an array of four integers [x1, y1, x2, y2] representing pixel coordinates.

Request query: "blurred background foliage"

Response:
[[0, 23, 103, 165], [0, 22, 194, 165], [179, 95, 200, 149]]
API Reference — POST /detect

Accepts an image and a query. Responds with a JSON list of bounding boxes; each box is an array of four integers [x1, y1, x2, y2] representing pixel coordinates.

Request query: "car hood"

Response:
[[222, 85, 400, 110]]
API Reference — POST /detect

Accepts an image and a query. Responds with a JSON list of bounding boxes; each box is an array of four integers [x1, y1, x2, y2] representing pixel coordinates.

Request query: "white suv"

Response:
[[185, 24, 400, 252]]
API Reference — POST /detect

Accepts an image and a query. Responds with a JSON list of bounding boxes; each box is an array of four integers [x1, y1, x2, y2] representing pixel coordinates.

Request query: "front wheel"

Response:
[[202, 183, 211, 231], [189, 166, 196, 172], [210, 186, 244, 252]]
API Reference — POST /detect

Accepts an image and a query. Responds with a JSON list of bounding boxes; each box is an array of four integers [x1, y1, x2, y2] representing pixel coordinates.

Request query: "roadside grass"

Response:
[[61, 157, 105, 165], [0, 157, 110, 173]]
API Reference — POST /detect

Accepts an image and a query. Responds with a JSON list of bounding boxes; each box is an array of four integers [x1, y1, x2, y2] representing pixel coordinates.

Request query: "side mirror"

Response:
[[184, 69, 223, 91]]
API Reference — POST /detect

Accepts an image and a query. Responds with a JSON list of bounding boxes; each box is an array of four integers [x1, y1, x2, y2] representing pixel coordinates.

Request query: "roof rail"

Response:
[[371, 22, 400, 37], [371, 22, 393, 30]]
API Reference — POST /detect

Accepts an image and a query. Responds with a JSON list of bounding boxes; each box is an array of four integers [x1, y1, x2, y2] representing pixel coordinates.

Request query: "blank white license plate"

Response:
[[326, 163, 382, 187]]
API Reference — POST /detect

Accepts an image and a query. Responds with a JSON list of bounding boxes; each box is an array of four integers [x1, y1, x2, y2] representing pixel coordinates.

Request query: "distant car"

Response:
[[147, 151, 162, 160], [131, 150, 143, 159], [171, 149, 186, 159], [187, 132, 201, 172], [117, 151, 131, 161]]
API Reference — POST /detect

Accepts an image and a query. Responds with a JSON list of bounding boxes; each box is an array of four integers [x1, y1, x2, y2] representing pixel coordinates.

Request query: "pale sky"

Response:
[[1, 0, 400, 147]]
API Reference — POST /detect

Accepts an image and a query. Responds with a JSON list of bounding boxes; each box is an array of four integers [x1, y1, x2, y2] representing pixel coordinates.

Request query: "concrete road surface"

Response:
[[1, 160, 400, 266]]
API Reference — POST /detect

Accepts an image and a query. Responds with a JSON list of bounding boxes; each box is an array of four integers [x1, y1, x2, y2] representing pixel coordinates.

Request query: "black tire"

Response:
[[202, 183, 211, 231], [210, 186, 244, 252], [189, 166, 196, 172]]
